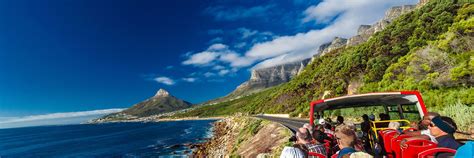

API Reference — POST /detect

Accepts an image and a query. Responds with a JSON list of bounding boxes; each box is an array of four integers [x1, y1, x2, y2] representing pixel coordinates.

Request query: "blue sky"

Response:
[[0, 0, 417, 125]]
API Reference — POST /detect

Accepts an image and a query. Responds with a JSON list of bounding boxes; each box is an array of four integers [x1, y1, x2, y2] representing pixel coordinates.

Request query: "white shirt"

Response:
[[421, 129, 438, 143], [280, 146, 305, 158]]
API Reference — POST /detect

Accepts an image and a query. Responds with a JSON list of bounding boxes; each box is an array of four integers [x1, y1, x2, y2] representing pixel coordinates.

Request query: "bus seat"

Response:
[[401, 139, 437, 158], [418, 147, 457, 158], [382, 130, 398, 156], [391, 135, 411, 158]]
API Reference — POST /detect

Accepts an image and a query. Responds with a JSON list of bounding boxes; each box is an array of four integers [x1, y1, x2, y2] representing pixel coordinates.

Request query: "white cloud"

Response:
[[182, 51, 219, 66], [218, 69, 230, 76], [246, 0, 417, 69], [204, 72, 216, 77], [0, 109, 124, 125], [238, 27, 258, 39], [154, 77, 176, 85], [182, 77, 197, 82], [208, 43, 228, 51], [212, 65, 225, 70]]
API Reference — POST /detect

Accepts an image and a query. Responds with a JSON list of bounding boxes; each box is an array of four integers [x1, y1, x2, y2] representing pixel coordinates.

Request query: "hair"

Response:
[[337, 116, 344, 124], [324, 123, 332, 130], [296, 127, 312, 142], [335, 124, 356, 147], [362, 114, 369, 122], [312, 130, 326, 144], [388, 122, 401, 130]]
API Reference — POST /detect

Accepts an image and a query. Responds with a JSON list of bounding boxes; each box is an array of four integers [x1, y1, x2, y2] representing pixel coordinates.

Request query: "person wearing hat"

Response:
[[428, 116, 461, 157]]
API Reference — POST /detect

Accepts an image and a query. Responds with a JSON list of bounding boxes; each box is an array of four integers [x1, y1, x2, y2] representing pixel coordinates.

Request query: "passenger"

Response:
[[368, 114, 375, 121], [399, 112, 440, 147], [429, 116, 461, 157], [361, 114, 370, 135], [335, 124, 357, 158], [360, 114, 371, 152], [303, 123, 314, 135], [280, 128, 310, 158], [309, 130, 327, 156], [336, 116, 344, 126], [324, 123, 335, 135], [388, 122, 401, 132]]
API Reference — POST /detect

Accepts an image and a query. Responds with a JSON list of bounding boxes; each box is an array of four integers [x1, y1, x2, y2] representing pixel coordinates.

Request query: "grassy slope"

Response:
[[173, 1, 473, 129]]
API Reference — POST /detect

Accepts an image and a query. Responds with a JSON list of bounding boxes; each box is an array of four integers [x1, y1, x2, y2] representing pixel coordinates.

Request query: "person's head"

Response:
[[362, 114, 369, 122], [421, 112, 440, 127], [335, 124, 356, 149], [324, 123, 332, 130], [368, 114, 375, 121], [318, 118, 326, 125], [429, 116, 457, 137], [388, 122, 401, 130], [303, 123, 313, 132], [312, 130, 326, 144], [296, 127, 312, 144], [337, 116, 344, 124]]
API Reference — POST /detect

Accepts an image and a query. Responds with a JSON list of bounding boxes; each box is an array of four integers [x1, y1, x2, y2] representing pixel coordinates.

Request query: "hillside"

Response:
[[172, 1, 473, 130]]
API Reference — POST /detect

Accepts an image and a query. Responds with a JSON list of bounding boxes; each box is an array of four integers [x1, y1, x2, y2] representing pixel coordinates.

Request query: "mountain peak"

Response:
[[154, 89, 170, 97]]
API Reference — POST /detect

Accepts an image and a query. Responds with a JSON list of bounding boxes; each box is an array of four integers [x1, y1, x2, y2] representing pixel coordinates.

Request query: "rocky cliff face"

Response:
[[230, 58, 311, 97], [346, 5, 416, 47], [319, 37, 348, 56]]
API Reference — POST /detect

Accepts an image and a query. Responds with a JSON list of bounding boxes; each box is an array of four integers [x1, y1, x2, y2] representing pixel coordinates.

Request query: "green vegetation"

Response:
[[173, 1, 473, 130]]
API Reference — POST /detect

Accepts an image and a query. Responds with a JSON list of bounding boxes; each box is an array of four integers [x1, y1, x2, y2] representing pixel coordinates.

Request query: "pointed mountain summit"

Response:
[[154, 88, 170, 97], [122, 88, 192, 117]]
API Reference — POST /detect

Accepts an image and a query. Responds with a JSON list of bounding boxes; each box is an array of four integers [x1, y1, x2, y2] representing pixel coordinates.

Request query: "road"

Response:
[[255, 115, 309, 134]]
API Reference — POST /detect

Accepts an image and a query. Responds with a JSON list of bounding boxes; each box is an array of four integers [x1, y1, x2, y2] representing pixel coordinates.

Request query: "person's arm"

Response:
[[403, 130, 422, 136], [399, 135, 431, 148]]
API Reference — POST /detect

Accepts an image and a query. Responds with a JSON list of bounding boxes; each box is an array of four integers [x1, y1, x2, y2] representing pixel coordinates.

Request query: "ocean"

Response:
[[0, 120, 216, 157]]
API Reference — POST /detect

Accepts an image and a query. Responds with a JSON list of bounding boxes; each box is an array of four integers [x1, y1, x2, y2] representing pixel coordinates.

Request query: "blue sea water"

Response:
[[0, 120, 216, 157]]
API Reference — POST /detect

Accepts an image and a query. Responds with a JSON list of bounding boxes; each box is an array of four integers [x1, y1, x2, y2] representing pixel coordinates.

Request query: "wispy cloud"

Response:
[[182, 43, 254, 69], [0, 109, 124, 124], [154, 76, 176, 85], [182, 77, 197, 83], [205, 4, 276, 21]]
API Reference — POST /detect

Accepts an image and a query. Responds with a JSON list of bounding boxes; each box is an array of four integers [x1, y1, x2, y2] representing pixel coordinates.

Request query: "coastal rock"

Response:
[[192, 116, 291, 157]]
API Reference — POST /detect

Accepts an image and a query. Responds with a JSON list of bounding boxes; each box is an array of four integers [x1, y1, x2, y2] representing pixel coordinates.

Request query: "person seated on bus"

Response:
[[398, 112, 440, 147], [303, 123, 314, 135], [388, 122, 402, 133], [324, 123, 335, 136], [280, 128, 310, 158], [360, 114, 372, 152], [346, 122, 365, 152], [375, 113, 390, 128], [335, 124, 357, 158], [336, 116, 344, 126], [429, 116, 460, 157], [309, 130, 327, 156]]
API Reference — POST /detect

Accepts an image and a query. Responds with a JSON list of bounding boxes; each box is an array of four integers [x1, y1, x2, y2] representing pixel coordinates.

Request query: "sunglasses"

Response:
[[429, 123, 436, 127]]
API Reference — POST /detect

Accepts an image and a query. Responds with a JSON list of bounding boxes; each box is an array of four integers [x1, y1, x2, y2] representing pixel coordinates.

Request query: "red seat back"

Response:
[[379, 129, 396, 138], [418, 147, 457, 158], [401, 139, 437, 158], [309, 152, 327, 158], [391, 135, 411, 158], [382, 130, 398, 154]]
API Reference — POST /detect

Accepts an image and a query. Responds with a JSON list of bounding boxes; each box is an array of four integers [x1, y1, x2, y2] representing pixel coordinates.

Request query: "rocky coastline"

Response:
[[191, 115, 292, 157]]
